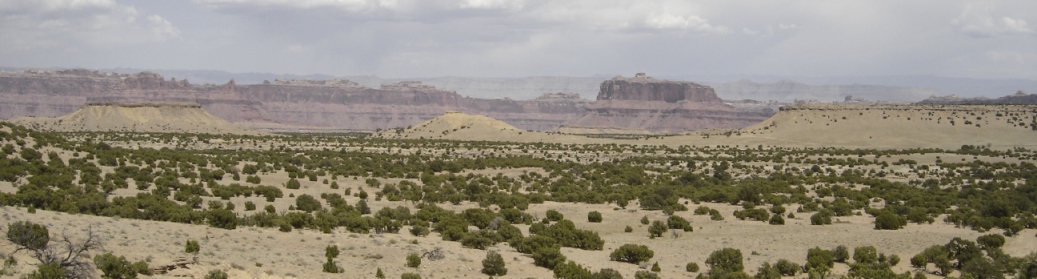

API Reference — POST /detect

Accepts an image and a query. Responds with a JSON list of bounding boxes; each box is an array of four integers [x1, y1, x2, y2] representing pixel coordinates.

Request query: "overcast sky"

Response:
[[1, 0, 1035, 80]]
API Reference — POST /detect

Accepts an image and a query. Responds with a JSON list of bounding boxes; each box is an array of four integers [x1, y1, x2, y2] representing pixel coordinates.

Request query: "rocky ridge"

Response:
[[917, 91, 1037, 105], [563, 74, 774, 134]]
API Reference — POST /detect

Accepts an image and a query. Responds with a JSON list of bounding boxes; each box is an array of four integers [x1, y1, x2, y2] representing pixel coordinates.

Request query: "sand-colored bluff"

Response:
[[13, 102, 257, 135]]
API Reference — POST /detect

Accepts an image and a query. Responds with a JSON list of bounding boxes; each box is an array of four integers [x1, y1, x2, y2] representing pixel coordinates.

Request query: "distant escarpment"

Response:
[[563, 74, 774, 134], [917, 91, 1037, 105], [0, 69, 587, 132]]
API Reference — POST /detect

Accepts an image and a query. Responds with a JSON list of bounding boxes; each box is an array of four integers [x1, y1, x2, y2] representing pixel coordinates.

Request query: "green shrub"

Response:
[[409, 224, 430, 237], [481, 251, 507, 276], [648, 220, 667, 238], [532, 246, 566, 269], [833, 245, 849, 263], [185, 240, 200, 254], [853, 246, 878, 264], [593, 268, 624, 279], [651, 262, 661, 272], [553, 261, 592, 279], [806, 247, 835, 272], [775, 259, 798, 276], [406, 252, 421, 268], [6, 221, 49, 250], [460, 231, 497, 250], [755, 262, 781, 279], [204, 270, 228, 279], [26, 262, 66, 279], [687, 262, 700, 272], [376, 268, 385, 279], [706, 248, 744, 273], [295, 194, 322, 213], [285, 178, 301, 189], [322, 258, 343, 273], [244, 201, 256, 211], [810, 211, 833, 225], [977, 234, 1005, 250], [640, 216, 650, 225], [667, 215, 693, 231], [625, 225, 633, 233], [634, 270, 660, 279], [710, 209, 725, 221], [874, 212, 906, 230], [206, 209, 238, 230], [400, 273, 421, 279], [514, 235, 558, 254], [588, 211, 603, 223], [768, 214, 785, 225], [887, 254, 900, 266], [610, 244, 654, 264], [326, 245, 340, 258], [93, 252, 152, 278], [546, 210, 564, 221]]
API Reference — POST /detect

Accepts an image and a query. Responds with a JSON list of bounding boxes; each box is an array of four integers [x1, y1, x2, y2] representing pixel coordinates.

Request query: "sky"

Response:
[[1, 0, 1035, 80]]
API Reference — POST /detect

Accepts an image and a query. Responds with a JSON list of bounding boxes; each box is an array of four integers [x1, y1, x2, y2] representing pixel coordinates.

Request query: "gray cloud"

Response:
[[0, 0, 1034, 80]]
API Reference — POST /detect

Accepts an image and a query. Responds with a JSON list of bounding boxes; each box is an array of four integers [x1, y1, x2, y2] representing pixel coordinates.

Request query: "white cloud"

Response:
[[194, 0, 398, 13], [0, 0, 180, 51], [643, 14, 729, 34], [952, 4, 1033, 37], [778, 23, 798, 30], [147, 15, 181, 40], [459, 0, 524, 10], [1001, 17, 1032, 33], [741, 28, 759, 36]]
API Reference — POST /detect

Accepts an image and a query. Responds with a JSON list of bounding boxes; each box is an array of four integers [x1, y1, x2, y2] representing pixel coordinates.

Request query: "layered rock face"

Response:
[[564, 74, 773, 134], [0, 70, 587, 132], [598, 73, 722, 103]]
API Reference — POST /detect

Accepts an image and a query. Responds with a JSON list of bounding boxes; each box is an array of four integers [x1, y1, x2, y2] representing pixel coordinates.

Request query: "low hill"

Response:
[[379, 111, 621, 143], [12, 102, 257, 135], [379, 111, 522, 140], [724, 104, 1037, 149]]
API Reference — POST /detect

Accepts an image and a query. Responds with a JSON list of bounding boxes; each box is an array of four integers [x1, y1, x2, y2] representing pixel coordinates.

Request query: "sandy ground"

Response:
[[2, 199, 1033, 279], [383, 105, 1037, 150], [2, 105, 1036, 278]]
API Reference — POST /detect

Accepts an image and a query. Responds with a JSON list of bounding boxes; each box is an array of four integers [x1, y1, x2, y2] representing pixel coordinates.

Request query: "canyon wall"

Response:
[[0, 70, 586, 132]]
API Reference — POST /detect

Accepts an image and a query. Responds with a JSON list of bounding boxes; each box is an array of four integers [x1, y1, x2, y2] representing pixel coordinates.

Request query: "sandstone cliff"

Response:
[[563, 74, 773, 134], [598, 73, 722, 103], [0, 70, 588, 132]]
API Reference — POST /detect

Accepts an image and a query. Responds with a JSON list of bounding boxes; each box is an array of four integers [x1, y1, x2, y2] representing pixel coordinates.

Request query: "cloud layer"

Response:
[[1, 0, 1034, 80]]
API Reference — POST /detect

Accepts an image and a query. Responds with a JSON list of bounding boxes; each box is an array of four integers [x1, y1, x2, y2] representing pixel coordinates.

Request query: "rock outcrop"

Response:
[[563, 74, 774, 134], [598, 73, 722, 103]]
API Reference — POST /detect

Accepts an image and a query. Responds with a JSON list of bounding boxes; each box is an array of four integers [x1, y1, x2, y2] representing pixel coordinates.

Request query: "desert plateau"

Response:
[[0, 69, 1036, 279]]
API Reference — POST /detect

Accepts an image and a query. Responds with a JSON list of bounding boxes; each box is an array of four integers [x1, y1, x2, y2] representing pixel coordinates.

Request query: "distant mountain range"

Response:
[[2, 67, 1034, 103]]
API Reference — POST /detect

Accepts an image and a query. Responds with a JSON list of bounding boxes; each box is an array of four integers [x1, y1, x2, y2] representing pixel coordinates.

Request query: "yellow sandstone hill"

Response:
[[12, 102, 257, 135], [725, 104, 1037, 149], [379, 111, 524, 141]]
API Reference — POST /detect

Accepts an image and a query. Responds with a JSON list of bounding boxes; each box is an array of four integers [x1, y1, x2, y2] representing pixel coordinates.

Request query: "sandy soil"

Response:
[[3, 201, 1032, 279]]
